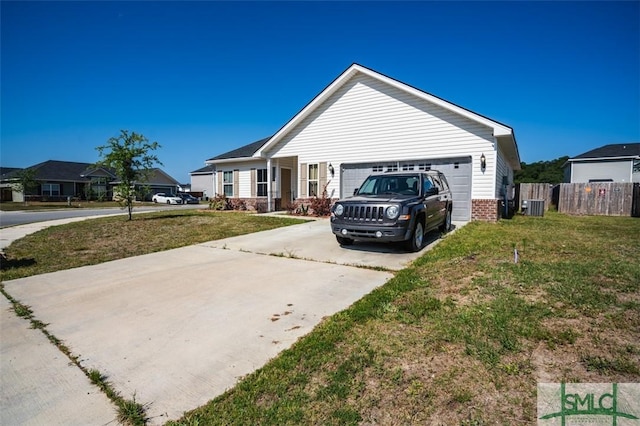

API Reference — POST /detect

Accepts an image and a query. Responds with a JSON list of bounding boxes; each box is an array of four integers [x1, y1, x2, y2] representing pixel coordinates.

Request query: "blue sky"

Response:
[[2, 1, 638, 183]]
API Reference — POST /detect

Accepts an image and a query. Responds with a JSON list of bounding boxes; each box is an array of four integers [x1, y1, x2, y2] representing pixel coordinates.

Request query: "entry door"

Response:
[[280, 168, 292, 203]]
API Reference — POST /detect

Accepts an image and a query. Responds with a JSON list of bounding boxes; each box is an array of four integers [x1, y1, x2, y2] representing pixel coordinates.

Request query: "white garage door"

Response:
[[341, 157, 472, 222]]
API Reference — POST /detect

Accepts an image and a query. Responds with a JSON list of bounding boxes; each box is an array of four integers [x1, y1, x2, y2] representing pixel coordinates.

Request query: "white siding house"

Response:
[[189, 165, 215, 199], [564, 143, 640, 183], [202, 64, 521, 221]]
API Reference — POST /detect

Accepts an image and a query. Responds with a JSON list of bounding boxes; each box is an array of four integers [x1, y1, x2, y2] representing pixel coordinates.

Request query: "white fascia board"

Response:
[[567, 156, 639, 162], [205, 157, 260, 165]]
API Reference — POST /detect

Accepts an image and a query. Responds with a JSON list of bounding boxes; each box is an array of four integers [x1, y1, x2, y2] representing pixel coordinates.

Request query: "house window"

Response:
[[372, 165, 384, 172], [387, 164, 398, 172], [42, 183, 60, 196], [402, 164, 415, 171], [418, 163, 431, 171], [634, 159, 640, 173], [257, 169, 268, 197], [308, 164, 319, 197], [90, 177, 108, 198], [223, 171, 233, 197]]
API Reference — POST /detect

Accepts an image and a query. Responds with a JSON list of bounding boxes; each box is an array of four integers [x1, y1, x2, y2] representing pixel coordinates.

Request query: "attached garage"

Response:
[[203, 63, 521, 222], [341, 157, 472, 222]]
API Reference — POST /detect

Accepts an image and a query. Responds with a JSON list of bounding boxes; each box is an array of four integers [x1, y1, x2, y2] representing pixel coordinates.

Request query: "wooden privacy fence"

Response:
[[558, 183, 639, 216], [518, 183, 554, 211], [517, 182, 640, 217]]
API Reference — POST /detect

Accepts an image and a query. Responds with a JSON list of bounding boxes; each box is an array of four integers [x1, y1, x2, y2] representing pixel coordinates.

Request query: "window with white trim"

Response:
[[418, 163, 431, 171], [402, 164, 415, 171], [308, 164, 319, 197], [257, 169, 268, 197], [387, 164, 398, 172], [223, 171, 233, 197], [42, 183, 60, 196], [372, 165, 384, 172]]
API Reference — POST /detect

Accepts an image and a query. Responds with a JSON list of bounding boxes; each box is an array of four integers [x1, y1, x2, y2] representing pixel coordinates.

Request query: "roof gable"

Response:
[[570, 143, 640, 161], [256, 63, 518, 165], [81, 166, 117, 178], [147, 168, 180, 185]]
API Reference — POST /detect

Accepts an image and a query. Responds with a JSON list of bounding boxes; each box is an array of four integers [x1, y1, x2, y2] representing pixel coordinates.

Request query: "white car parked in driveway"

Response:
[[152, 193, 182, 204]]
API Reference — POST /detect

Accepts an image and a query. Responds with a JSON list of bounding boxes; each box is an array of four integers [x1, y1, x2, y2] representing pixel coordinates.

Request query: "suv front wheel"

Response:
[[404, 220, 424, 252], [439, 208, 452, 233]]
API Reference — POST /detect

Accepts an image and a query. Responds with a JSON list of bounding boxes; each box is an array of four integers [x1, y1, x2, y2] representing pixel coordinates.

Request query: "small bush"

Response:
[[255, 201, 268, 213], [228, 198, 247, 211], [209, 194, 229, 210], [309, 181, 332, 217]]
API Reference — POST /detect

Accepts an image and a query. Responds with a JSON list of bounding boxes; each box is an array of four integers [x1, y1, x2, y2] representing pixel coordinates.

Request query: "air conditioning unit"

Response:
[[522, 199, 545, 217]]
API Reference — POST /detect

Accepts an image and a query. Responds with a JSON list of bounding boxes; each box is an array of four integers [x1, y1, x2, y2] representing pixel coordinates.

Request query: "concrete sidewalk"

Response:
[[1, 218, 403, 425], [0, 297, 118, 426]]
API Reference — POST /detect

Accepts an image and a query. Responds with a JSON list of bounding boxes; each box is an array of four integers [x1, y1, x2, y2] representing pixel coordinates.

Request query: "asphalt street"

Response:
[[0, 204, 203, 228]]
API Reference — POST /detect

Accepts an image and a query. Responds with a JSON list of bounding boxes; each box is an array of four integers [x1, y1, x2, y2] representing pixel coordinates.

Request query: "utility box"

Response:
[[522, 199, 545, 216]]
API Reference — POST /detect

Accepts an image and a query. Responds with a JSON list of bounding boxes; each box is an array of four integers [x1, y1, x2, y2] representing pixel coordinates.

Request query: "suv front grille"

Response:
[[343, 205, 385, 222]]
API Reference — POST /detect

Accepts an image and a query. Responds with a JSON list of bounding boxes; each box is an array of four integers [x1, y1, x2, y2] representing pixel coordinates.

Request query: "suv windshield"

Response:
[[357, 175, 420, 196]]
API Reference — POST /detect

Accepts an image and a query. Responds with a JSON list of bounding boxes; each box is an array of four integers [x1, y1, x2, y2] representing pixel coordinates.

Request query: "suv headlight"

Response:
[[386, 205, 400, 220], [334, 204, 344, 216]]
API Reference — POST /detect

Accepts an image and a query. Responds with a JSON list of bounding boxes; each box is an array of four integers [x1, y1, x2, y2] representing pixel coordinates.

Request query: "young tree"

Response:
[[12, 168, 38, 205], [96, 130, 162, 220]]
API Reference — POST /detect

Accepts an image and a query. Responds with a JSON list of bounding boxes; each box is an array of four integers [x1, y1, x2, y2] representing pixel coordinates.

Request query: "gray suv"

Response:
[[330, 170, 453, 251]]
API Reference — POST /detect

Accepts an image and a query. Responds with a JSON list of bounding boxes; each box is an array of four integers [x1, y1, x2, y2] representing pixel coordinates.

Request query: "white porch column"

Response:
[[266, 158, 273, 212], [211, 166, 216, 200]]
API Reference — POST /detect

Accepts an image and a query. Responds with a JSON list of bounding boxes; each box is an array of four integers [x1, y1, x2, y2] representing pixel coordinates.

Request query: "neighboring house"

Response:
[[189, 164, 216, 199], [564, 143, 640, 183], [141, 169, 182, 200], [0, 167, 22, 201], [201, 63, 521, 222], [1, 160, 180, 202], [1, 160, 94, 202]]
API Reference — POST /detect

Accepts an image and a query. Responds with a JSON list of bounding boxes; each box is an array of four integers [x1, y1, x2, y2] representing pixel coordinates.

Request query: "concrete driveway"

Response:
[[1, 218, 449, 425]]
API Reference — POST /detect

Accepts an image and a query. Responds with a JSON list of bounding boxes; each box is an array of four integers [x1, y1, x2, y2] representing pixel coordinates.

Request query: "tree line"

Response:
[[514, 156, 568, 184]]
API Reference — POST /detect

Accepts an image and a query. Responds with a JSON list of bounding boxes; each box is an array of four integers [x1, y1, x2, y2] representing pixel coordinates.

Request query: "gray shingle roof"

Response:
[[207, 136, 271, 161], [0, 167, 22, 179], [190, 164, 215, 174], [3, 160, 94, 181], [572, 143, 640, 160]]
